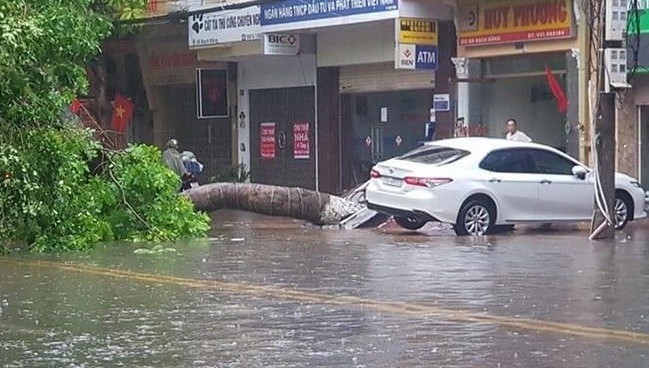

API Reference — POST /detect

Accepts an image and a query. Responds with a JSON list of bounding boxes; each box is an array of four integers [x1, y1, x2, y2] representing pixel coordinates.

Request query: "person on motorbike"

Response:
[[162, 139, 193, 191]]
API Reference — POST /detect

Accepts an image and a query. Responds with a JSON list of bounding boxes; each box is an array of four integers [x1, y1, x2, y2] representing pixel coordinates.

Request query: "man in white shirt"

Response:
[[505, 118, 532, 142]]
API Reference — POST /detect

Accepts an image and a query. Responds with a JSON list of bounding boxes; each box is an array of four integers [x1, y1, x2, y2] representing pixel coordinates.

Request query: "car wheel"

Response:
[[454, 199, 495, 236], [394, 216, 428, 230], [614, 194, 632, 230]]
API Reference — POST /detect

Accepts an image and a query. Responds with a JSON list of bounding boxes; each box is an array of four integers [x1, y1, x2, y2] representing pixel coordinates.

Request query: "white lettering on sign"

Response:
[[261, 0, 398, 25], [417, 50, 435, 64]]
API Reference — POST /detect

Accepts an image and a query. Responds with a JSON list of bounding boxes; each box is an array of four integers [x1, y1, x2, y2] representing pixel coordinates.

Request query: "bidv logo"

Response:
[[399, 44, 416, 69], [268, 34, 298, 45]]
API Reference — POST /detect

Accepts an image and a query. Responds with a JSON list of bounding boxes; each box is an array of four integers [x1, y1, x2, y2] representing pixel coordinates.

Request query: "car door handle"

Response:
[[540, 179, 552, 185], [489, 178, 501, 183]]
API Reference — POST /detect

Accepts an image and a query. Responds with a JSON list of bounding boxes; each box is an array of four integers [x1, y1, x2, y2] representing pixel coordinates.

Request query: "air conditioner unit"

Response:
[[605, 0, 628, 41], [604, 48, 631, 91]]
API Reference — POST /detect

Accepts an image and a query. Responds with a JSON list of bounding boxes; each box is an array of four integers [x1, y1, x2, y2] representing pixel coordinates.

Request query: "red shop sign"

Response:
[[260, 122, 276, 159], [293, 122, 310, 159]]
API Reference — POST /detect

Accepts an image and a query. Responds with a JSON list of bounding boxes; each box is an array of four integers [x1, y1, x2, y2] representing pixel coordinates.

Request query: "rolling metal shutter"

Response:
[[339, 62, 435, 94]]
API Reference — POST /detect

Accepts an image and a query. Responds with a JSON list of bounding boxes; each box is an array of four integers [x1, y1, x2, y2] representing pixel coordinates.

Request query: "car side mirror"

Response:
[[572, 165, 587, 180]]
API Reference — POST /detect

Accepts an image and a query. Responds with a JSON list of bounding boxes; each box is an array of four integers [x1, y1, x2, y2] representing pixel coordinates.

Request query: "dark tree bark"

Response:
[[184, 183, 364, 225]]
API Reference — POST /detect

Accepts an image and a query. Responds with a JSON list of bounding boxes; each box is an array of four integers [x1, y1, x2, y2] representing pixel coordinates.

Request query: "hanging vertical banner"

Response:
[[260, 122, 276, 159], [196, 68, 229, 118], [293, 121, 310, 159]]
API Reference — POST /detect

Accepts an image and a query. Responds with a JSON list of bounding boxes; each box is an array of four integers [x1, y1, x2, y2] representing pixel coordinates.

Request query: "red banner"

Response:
[[260, 122, 276, 159], [293, 122, 310, 159]]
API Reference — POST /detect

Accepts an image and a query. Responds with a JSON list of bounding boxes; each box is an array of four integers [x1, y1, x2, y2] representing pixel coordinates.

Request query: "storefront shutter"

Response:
[[339, 62, 435, 94]]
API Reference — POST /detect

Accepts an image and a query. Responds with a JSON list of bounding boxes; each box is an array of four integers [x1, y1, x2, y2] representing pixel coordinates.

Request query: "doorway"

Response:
[[341, 89, 433, 186], [249, 87, 316, 189]]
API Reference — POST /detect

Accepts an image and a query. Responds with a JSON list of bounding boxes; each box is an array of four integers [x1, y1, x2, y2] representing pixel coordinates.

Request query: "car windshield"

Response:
[[398, 145, 469, 165]]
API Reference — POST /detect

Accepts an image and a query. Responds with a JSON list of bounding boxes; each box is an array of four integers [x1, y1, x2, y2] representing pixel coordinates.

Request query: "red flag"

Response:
[[111, 92, 135, 133], [544, 64, 568, 113], [70, 98, 82, 114]]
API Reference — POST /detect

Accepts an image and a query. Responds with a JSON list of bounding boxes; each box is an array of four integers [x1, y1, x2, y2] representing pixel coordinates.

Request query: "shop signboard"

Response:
[[457, 0, 573, 47], [293, 122, 310, 159], [397, 18, 438, 45], [628, 4, 649, 73], [395, 44, 438, 70], [260, 122, 276, 159], [260, 0, 398, 32], [188, 5, 261, 48], [264, 33, 300, 55], [433, 94, 450, 112], [196, 68, 228, 118]]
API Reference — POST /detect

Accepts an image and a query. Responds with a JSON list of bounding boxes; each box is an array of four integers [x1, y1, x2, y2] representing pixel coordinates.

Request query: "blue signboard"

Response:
[[261, 0, 398, 26], [415, 45, 437, 70]]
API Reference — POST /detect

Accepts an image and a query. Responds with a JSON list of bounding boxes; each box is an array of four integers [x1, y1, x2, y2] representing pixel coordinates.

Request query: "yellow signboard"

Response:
[[458, 0, 573, 47], [398, 18, 438, 45]]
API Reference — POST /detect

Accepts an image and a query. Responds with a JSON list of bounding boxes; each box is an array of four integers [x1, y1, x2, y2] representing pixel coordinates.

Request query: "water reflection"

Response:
[[1, 212, 649, 367]]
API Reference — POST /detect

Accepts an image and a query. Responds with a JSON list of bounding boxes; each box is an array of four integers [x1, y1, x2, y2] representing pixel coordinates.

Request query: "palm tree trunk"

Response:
[[184, 183, 363, 225]]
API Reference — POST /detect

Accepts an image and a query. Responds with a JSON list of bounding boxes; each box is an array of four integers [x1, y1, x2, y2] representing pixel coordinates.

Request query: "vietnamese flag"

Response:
[[545, 64, 568, 113], [70, 98, 82, 114], [111, 92, 135, 133]]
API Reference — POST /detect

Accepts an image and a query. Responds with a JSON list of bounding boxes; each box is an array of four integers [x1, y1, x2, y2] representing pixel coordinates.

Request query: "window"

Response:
[[479, 149, 533, 173], [399, 145, 469, 165], [528, 149, 577, 175]]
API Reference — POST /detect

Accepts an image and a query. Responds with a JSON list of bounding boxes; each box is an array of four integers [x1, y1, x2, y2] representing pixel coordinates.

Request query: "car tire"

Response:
[[394, 216, 428, 230], [454, 199, 495, 236], [614, 192, 633, 231]]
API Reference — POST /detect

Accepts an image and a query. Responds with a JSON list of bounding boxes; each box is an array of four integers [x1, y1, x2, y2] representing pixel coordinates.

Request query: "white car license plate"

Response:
[[382, 177, 402, 187]]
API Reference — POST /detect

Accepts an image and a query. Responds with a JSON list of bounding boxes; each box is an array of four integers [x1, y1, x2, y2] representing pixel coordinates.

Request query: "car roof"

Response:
[[424, 137, 557, 155]]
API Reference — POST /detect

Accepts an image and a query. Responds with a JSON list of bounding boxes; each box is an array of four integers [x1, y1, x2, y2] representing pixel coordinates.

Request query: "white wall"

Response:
[[237, 54, 317, 170], [317, 20, 395, 67]]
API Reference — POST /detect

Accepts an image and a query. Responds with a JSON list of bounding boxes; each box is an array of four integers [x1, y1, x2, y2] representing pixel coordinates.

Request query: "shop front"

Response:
[[455, 0, 579, 156], [622, 4, 649, 188], [137, 24, 234, 181], [192, 4, 319, 189], [260, 0, 454, 191]]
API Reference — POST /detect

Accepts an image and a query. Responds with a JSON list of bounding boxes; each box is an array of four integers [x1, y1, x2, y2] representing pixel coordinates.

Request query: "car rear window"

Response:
[[398, 145, 469, 165]]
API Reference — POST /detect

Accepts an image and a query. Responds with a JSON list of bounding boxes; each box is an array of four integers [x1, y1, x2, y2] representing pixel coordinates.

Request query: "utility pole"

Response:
[[589, 0, 628, 240], [590, 92, 616, 239]]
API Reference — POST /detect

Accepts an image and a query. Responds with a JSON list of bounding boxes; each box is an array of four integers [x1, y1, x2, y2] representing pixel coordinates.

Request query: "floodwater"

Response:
[[2, 210, 649, 367]]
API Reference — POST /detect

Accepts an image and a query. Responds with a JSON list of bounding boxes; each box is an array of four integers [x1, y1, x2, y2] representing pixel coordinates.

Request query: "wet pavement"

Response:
[[2, 210, 649, 367]]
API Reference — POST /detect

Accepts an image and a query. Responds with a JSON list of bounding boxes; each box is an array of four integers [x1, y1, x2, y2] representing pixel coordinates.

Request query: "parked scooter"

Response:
[[180, 151, 203, 191]]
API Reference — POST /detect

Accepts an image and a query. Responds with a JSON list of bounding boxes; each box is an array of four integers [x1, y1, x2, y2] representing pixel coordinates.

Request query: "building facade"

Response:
[[453, 0, 580, 157], [186, 0, 455, 193]]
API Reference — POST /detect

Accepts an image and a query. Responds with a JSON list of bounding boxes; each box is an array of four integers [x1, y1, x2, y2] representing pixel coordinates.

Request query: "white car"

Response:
[[366, 137, 647, 236]]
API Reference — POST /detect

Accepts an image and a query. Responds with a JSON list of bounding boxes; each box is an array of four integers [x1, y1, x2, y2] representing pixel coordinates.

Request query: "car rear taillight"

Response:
[[404, 177, 453, 188], [370, 169, 381, 178]]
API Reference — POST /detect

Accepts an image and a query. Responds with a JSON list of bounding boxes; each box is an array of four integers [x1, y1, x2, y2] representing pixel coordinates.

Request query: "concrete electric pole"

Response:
[[589, 0, 630, 240]]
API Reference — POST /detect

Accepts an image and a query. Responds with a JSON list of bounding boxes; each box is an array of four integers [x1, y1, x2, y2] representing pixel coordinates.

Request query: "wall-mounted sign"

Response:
[[292, 122, 310, 159], [196, 68, 228, 118], [458, 0, 573, 47], [188, 5, 261, 48], [264, 33, 300, 55], [260, 0, 398, 31], [433, 94, 450, 112], [397, 18, 438, 45], [395, 44, 438, 70], [260, 122, 276, 159]]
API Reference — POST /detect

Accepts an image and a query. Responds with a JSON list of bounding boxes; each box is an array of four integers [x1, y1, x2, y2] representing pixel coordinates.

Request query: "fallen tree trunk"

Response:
[[184, 183, 364, 225]]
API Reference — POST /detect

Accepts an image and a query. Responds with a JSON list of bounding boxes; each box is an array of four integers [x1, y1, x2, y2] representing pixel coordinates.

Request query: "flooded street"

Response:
[[2, 211, 649, 367]]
